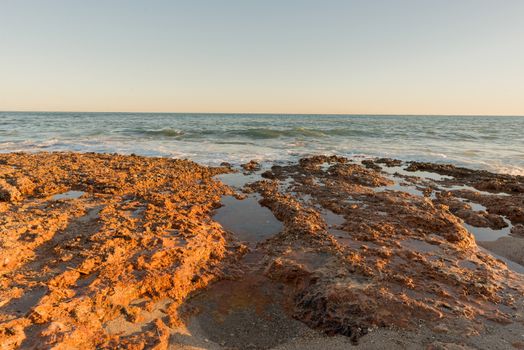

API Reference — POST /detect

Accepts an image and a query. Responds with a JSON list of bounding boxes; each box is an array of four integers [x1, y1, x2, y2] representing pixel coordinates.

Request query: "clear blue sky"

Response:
[[1, 0, 523, 115]]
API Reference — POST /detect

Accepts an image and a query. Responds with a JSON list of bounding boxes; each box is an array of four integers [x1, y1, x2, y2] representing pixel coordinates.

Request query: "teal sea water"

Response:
[[0, 112, 522, 175]]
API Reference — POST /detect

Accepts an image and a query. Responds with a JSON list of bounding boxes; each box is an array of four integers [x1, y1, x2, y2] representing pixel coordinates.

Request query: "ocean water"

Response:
[[0, 112, 523, 175]]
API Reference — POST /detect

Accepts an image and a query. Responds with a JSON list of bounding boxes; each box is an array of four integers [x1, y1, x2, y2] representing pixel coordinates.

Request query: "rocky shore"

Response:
[[0, 152, 523, 349]]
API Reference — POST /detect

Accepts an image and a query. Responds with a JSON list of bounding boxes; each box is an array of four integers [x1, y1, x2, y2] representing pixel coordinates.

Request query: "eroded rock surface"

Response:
[[406, 161, 524, 195], [0, 152, 243, 349], [246, 156, 524, 343], [1, 153, 523, 349]]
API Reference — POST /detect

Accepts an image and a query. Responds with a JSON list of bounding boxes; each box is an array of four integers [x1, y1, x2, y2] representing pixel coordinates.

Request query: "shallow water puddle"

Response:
[[214, 169, 283, 245], [213, 195, 283, 245], [436, 185, 515, 241], [370, 166, 429, 197], [432, 188, 514, 242], [463, 217, 513, 242], [344, 197, 363, 205], [183, 272, 309, 349], [400, 238, 441, 254], [374, 180, 425, 197], [462, 200, 487, 212], [322, 209, 345, 228], [51, 190, 85, 200], [380, 165, 453, 181], [441, 184, 511, 196], [78, 206, 103, 223], [452, 198, 514, 242], [215, 172, 261, 190], [186, 170, 305, 348]]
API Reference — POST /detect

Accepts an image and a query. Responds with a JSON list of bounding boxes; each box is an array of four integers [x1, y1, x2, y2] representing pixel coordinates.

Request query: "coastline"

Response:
[[0, 152, 523, 349]]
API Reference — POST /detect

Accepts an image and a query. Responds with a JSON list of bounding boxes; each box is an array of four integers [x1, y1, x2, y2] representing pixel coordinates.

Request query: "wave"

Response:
[[118, 126, 456, 140], [129, 127, 330, 139], [133, 127, 383, 140], [494, 167, 524, 176], [133, 127, 185, 137], [227, 127, 396, 139], [225, 127, 327, 139]]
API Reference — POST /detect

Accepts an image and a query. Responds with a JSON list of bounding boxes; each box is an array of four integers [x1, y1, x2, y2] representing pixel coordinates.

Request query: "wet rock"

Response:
[[408, 162, 524, 195], [448, 190, 524, 225], [475, 179, 524, 194], [264, 258, 312, 284], [361, 160, 382, 171], [406, 162, 474, 177], [261, 170, 277, 179], [434, 196, 508, 230], [375, 158, 402, 167], [511, 224, 524, 237], [298, 155, 347, 169], [247, 156, 522, 343], [241, 160, 260, 171], [328, 163, 393, 187], [454, 208, 508, 229]]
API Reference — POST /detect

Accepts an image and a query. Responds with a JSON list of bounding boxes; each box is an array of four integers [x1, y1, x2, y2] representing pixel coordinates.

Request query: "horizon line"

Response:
[[1, 109, 524, 117]]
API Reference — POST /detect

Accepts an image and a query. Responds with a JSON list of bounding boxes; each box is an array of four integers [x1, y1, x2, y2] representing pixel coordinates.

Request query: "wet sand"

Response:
[[1, 152, 523, 349]]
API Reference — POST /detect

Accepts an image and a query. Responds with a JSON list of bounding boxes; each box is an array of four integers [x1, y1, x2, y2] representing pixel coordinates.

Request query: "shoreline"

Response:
[[0, 152, 523, 349]]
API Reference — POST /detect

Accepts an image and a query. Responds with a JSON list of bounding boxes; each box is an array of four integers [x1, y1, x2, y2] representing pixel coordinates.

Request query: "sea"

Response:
[[0, 112, 522, 175]]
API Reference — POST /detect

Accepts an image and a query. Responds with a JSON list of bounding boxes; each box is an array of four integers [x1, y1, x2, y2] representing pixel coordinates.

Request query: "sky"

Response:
[[0, 0, 523, 115]]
